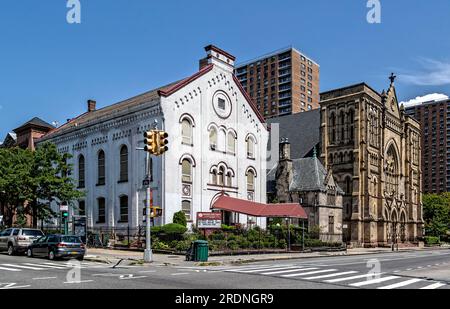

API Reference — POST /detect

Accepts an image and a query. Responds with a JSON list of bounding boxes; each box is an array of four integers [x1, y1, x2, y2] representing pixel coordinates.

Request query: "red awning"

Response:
[[212, 195, 307, 219]]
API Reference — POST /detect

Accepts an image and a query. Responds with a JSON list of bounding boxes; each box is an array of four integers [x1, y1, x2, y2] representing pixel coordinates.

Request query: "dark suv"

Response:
[[27, 235, 86, 261], [0, 228, 45, 255]]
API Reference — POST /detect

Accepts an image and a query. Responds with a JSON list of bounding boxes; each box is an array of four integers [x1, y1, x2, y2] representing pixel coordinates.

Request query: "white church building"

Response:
[[38, 45, 268, 230]]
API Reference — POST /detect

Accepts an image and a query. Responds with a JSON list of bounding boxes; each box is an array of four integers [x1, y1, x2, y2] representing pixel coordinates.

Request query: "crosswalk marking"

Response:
[[262, 268, 318, 275], [420, 282, 446, 290], [283, 269, 337, 278], [304, 271, 359, 280], [0, 266, 21, 272], [326, 273, 385, 283], [378, 279, 423, 289], [350, 276, 399, 287], [238, 266, 298, 273], [1, 264, 44, 270], [224, 265, 287, 272]]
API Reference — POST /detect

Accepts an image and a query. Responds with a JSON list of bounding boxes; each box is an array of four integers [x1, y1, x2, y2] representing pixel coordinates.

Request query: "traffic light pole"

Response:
[[144, 151, 153, 263]]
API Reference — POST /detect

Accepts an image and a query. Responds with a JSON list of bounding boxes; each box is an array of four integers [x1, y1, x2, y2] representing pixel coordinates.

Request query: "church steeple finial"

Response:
[[389, 72, 397, 85]]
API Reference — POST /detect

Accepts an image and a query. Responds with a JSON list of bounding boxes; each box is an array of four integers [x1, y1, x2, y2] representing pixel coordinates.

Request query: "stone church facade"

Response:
[[270, 141, 344, 243], [319, 77, 423, 247]]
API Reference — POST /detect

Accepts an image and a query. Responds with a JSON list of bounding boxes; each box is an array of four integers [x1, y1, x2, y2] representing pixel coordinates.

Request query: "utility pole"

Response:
[[142, 120, 169, 263], [144, 150, 153, 263]]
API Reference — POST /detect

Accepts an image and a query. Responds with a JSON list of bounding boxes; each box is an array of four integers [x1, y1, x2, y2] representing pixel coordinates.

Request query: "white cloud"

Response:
[[399, 58, 450, 86], [400, 93, 449, 108]]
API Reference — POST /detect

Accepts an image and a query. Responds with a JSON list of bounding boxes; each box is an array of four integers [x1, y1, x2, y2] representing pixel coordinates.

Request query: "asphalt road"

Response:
[[0, 249, 449, 290]]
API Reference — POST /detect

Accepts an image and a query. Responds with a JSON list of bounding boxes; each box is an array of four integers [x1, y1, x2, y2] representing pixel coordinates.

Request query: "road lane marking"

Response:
[[303, 271, 358, 280], [63, 280, 94, 284], [350, 276, 399, 287], [32, 277, 57, 280], [1, 264, 44, 270], [171, 273, 189, 276], [119, 274, 147, 280], [282, 269, 337, 278], [24, 263, 66, 269], [326, 273, 385, 283], [378, 279, 423, 289], [0, 266, 21, 272], [420, 282, 446, 290], [0, 283, 31, 289], [139, 270, 156, 273]]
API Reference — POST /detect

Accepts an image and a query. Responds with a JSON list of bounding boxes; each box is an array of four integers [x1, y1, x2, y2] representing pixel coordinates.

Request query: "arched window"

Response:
[[348, 109, 355, 143], [339, 111, 345, 142], [329, 113, 336, 143], [119, 146, 128, 182], [218, 166, 225, 186], [345, 176, 352, 196], [182, 200, 192, 221], [181, 119, 193, 145], [247, 169, 255, 191], [98, 150, 106, 186], [386, 144, 399, 194], [78, 155, 85, 188], [227, 132, 236, 154], [119, 195, 128, 223], [211, 169, 218, 185], [182, 159, 192, 183], [209, 127, 218, 150], [226, 172, 233, 187], [247, 137, 255, 159], [97, 197, 106, 224]]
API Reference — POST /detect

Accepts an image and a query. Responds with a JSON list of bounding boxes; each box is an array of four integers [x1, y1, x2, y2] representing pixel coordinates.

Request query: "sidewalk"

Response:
[[84, 246, 448, 267]]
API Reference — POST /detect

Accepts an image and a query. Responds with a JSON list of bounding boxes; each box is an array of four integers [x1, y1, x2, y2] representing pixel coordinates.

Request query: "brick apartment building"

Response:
[[235, 47, 320, 119], [405, 98, 450, 193]]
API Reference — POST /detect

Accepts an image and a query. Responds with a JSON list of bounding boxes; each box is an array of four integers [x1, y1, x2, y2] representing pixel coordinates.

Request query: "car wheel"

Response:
[[77, 256, 84, 261], [48, 250, 55, 260], [27, 248, 33, 258], [7, 245, 15, 256]]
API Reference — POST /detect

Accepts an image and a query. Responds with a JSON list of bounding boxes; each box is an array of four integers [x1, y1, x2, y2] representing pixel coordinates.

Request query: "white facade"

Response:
[[38, 46, 268, 230]]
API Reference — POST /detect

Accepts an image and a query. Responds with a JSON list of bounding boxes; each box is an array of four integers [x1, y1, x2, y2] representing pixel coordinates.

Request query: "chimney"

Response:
[[87, 100, 96, 112], [280, 138, 291, 161], [199, 45, 236, 73]]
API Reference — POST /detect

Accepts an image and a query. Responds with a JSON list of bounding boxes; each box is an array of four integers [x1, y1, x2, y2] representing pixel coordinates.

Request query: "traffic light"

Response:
[[156, 131, 169, 156], [62, 211, 69, 218], [144, 130, 157, 154], [150, 207, 163, 218]]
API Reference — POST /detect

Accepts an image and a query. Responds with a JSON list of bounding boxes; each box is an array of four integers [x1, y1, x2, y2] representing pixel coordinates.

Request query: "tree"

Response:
[[0, 143, 83, 228], [29, 142, 84, 228], [173, 210, 187, 227], [423, 193, 450, 237], [0, 147, 34, 227]]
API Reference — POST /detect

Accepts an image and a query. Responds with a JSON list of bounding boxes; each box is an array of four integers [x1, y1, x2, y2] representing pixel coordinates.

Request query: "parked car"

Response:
[[27, 235, 86, 261], [0, 228, 45, 256]]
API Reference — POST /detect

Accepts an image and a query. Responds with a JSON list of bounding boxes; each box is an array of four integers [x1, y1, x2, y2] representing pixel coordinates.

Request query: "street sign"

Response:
[[60, 205, 69, 212], [197, 212, 222, 229]]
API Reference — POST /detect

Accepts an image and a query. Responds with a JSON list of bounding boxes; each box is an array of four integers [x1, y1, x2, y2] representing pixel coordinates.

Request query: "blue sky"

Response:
[[1, 0, 450, 138]]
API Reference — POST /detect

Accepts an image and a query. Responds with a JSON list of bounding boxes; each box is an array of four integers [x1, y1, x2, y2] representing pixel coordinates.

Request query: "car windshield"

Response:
[[62, 236, 82, 243], [22, 230, 44, 237]]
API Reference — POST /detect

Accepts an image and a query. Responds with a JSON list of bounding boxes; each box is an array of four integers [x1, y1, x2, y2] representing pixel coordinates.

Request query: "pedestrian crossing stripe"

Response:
[[262, 268, 318, 275], [202, 264, 448, 290], [0, 262, 105, 272], [282, 269, 338, 278]]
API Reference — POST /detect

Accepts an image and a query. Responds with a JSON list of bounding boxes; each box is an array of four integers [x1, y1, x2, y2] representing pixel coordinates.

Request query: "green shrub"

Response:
[[424, 236, 440, 245], [173, 211, 187, 227], [221, 224, 235, 232], [152, 240, 170, 250], [227, 240, 239, 251], [278, 239, 287, 249], [161, 223, 187, 235], [175, 240, 191, 252]]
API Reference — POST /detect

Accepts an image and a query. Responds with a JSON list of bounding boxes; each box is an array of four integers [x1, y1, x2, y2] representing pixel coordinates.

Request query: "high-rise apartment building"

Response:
[[405, 98, 450, 193], [235, 47, 320, 119]]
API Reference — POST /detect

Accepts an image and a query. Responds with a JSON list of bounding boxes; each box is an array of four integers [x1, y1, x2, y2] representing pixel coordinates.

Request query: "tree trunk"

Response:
[[32, 201, 38, 228]]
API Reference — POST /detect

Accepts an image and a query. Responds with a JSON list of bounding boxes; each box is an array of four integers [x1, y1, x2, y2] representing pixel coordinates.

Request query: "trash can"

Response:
[[194, 240, 209, 262]]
